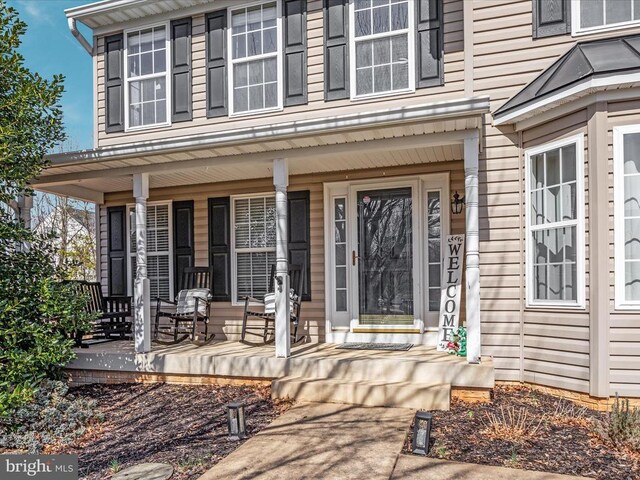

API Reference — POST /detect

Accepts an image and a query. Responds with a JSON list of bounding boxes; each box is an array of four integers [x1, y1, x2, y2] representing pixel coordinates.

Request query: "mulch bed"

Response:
[[52, 383, 291, 480], [403, 385, 640, 480]]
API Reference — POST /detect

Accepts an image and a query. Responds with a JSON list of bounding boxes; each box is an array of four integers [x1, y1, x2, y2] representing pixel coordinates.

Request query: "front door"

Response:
[[357, 188, 414, 325]]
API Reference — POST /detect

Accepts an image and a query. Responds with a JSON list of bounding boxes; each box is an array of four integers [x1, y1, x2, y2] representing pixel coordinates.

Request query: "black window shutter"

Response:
[[105, 33, 124, 133], [208, 197, 231, 301], [532, 0, 571, 38], [171, 17, 192, 122], [324, 0, 349, 101], [416, 0, 444, 89], [287, 191, 311, 301], [107, 206, 127, 296], [206, 10, 228, 118], [283, 0, 308, 106], [173, 200, 194, 294]]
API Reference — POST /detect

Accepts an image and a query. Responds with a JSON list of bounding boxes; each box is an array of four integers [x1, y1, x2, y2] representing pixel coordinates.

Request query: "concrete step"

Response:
[[272, 375, 451, 410], [284, 355, 494, 388]]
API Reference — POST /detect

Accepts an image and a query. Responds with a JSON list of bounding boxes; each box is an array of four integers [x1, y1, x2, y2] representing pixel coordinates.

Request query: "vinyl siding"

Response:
[[95, 0, 465, 148], [607, 101, 640, 398], [101, 160, 466, 342]]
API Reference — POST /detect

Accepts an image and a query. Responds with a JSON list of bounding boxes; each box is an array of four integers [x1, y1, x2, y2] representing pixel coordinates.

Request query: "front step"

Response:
[[272, 376, 451, 410]]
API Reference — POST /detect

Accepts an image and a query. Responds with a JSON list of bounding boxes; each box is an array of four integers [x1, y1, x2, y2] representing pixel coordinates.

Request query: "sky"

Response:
[[9, 0, 95, 151]]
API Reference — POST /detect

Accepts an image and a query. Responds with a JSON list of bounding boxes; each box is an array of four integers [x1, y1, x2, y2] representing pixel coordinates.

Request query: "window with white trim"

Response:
[[125, 25, 170, 129], [351, 0, 413, 98], [232, 195, 277, 302], [526, 137, 584, 307], [574, 0, 640, 34], [614, 127, 640, 307], [127, 203, 173, 300], [229, 2, 280, 115]]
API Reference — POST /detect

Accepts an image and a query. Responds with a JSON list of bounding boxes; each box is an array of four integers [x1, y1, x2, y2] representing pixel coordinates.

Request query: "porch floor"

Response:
[[69, 340, 494, 391]]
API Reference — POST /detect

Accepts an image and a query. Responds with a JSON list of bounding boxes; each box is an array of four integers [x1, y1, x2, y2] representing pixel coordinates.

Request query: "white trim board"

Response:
[[613, 124, 640, 311], [523, 133, 586, 310]]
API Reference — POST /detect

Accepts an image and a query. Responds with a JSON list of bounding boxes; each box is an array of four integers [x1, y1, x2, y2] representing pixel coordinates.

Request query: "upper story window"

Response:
[[573, 0, 640, 34], [350, 0, 414, 99], [229, 2, 282, 115], [525, 135, 585, 308], [125, 25, 170, 130]]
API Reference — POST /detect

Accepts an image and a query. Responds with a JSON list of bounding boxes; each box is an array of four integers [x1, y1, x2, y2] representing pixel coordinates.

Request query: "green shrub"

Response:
[[597, 394, 640, 452], [0, 380, 102, 453]]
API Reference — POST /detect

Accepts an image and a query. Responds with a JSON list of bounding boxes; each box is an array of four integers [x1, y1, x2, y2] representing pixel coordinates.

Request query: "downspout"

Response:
[[68, 17, 93, 55]]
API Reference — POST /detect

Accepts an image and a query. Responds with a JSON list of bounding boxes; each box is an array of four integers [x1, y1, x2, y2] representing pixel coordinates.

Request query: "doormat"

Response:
[[336, 342, 413, 351]]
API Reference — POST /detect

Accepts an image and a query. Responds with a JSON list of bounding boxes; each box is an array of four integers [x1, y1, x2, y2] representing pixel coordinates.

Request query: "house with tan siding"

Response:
[[34, 0, 640, 406]]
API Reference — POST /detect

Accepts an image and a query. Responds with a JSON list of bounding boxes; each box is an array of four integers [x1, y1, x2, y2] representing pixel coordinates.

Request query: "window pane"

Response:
[[374, 64, 391, 92], [265, 58, 277, 82], [581, 0, 604, 27], [155, 98, 166, 124], [234, 87, 249, 112], [129, 103, 141, 127], [263, 27, 277, 54], [624, 175, 640, 217], [561, 183, 576, 221], [565, 262, 577, 301], [356, 41, 372, 68], [142, 78, 154, 102], [154, 50, 166, 74], [335, 244, 346, 266], [142, 102, 155, 125], [626, 261, 640, 301], [546, 148, 560, 186], [153, 26, 166, 49], [263, 3, 277, 27], [624, 133, 640, 174], [534, 230, 547, 264], [335, 199, 346, 220], [428, 288, 440, 311], [128, 32, 139, 54], [335, 221, 346, 243], [233, 34, 247, 59], [356, 68, 373, 95], [635, 0, 640, 19], [373, 38, 390, 64], [336, 290, 347, 311], [392, 35, 408, 62], [531, 153, 544, 189], [232, 9, 247, 32], [544, 186, 561, 223], [249, 85, 264, 110], [156, 77, 166, 99], [392, 63, 409, 90], [561, 144, 577, 182], [372, 5, 390, 34], [625, 218, 640, 260], [548, 264, 563, 300], [606, 0, 631, 24], [355, 9, 372, 36], [535, 265, 548, 300], [130, 80, 141, 103], [141, 52, 153, 75], [234, 64, 248, 87], [391, 2, 408, 29], [265, 83, 277, 108], [336, 267, 347, 289], [429, 264, 440, 288], [247, 5, 262, 30], [249, 61, 264, 85], [140, 29, 153, 52], [128, 55, 140, 77], [428, 239, 440, 263]]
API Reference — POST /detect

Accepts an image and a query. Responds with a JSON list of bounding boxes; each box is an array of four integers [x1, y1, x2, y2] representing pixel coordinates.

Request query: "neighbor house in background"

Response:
[[32, 0, 640, 402]]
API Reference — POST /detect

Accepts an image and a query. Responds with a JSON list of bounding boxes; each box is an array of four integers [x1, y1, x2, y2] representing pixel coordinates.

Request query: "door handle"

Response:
[[352, 250, 359, 266]]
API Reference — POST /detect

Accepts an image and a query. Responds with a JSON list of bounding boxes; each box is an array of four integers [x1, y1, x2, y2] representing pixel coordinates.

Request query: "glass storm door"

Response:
[[357, 188, 414, 325]]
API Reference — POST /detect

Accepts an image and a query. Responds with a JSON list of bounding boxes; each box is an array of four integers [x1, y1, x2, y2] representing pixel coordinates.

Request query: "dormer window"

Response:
[[350, 0, 415, 99], [229, 1, 282, 115], [124, 24, 170, 130]]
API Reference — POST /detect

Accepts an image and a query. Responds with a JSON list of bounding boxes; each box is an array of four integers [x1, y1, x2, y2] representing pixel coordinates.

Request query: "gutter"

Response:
[[68, 17, 93, 55], [46, 96, 491, 166]]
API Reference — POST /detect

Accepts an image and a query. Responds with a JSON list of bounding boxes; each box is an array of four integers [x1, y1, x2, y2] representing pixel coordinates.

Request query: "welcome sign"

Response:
[[437, 235, 465, 351]]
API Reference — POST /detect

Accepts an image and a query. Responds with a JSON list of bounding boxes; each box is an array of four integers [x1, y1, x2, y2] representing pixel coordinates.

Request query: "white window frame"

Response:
[[125, 200, 174, 300], [123, 22, 172, 132], [614, 124, 640, 310], [348, 0, 416, 101], [524, 134, 586, 309], [227, 0, 284, 117], [230, 192, 277, 305], [571, 0, 640, 36]]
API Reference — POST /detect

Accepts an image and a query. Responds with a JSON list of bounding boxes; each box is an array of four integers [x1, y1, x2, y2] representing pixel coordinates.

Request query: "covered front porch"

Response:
[[35, 97, 489, 365]]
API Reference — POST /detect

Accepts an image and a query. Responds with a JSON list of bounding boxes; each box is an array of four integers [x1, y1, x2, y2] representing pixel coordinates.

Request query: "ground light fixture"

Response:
[[451, 191, 465, 214], [411, 410, 433, 455], [226, 401, 247, 440]]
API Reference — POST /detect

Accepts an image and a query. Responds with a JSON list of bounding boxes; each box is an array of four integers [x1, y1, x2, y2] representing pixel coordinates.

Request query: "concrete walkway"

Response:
[[199, 402, 414, 480], [199, 402, 588, 480]]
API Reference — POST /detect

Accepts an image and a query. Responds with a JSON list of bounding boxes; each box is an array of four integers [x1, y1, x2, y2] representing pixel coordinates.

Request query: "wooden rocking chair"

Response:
[[240, 263, 306, 345], [153, 266, 216, 346]]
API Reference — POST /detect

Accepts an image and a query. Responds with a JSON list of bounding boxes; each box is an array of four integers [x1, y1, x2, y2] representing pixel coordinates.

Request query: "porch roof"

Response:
[[493, 35, 640, 128], [34, 97, 488, 202]]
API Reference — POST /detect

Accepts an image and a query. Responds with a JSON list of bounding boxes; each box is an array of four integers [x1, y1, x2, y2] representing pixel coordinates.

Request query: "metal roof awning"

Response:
[[493, 35, 640, 127]]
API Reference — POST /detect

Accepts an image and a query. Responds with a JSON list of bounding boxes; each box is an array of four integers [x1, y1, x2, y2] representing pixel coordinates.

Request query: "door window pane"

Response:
[[334, 198, 348, 312], [426, 191, 442, 312]]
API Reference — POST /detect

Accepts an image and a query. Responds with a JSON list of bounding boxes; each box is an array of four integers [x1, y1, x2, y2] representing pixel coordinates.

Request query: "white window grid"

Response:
[[572, 0, 640, 35], [123, 23, 171, 131], [525, 134, 585, 308], [349, 0, 415, 100], [231, 194, 277, 304], [228, 1, 283, 116], [334, 197, 348, 312], [614, 125, 640, 309], [126, 202, 174, 301]]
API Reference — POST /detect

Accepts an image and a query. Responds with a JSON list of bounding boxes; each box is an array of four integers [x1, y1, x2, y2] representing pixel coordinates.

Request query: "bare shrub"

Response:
[[481, 406, 546, 442], [596, 394, 640, 453], [551, 400, 590, 428]]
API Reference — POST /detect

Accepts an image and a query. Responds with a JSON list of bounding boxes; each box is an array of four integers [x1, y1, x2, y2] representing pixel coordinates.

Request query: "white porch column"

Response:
[[464, 131, 481, 364], [17, 194, 33, 230], [133, 173, 151, 353], [273, 158, 291, 358]]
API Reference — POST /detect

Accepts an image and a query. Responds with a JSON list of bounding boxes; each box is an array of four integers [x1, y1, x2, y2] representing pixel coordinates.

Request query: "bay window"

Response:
[[125, 25, 170, 129], [232, 194, 277, 303], [526, 135, 585, 307], [574, 0, 640, 34], [351, 0, 414, 99], [614, 126, 640, 308], [229, 2, 281, 115]]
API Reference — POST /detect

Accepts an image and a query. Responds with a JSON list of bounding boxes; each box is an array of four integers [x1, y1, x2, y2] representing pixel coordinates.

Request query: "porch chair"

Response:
[[153, 266, 216, 346], [241, 263, 306, 345]]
